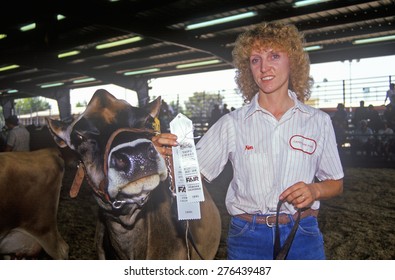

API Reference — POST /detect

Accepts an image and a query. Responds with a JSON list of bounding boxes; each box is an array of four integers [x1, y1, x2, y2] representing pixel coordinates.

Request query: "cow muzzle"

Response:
[[107, 139, 167, 198], [103, 129, 167, 208]]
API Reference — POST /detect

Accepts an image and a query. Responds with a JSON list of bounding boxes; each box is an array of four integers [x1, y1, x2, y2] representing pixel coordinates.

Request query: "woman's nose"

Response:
[[260, 60, 271, 72]]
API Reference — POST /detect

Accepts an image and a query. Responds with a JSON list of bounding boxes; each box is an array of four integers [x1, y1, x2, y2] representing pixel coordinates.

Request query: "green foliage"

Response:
[[76, 101, 87, 107], [168, 100, 183, 115], [15, 97, 51, 115], [184, 91, 224, 118]]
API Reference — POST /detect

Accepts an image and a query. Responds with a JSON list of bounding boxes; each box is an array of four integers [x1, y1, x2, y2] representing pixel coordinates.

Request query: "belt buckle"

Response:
[[265, 214, 276, 227]]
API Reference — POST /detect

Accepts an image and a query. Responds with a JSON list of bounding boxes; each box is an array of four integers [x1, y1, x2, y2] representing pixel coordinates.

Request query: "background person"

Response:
[[209, 104, 222, 127], [352, 100, 368, 127], [4, 115, 30, 152], [351, 119, 374, 156], [221, 103, 230, 115], [384, 83, 395, 107]]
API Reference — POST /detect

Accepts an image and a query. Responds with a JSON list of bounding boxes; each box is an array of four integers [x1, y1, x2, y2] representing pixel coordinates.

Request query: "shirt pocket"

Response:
[[235, 152, 274, 195], [283, 149, 318, 182]]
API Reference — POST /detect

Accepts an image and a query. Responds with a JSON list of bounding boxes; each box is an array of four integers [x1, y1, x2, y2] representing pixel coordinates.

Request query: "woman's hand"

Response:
[[151, 133, 178, 158], [279, 182, 316, 209], [279, 179, 343, 209]]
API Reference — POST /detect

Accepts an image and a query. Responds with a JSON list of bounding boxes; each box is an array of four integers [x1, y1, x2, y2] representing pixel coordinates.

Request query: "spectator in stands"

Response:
[[0, 125, 7, 152], [352, 100, 368, 127], [384, 83, 395, 107], [209, 104, 222, 127], [366, 104, 382, 133], [222, 103, 230, 115], [153, 21, 343, 260], [4, 115, 30, 152], [352, 119, 374, 156], [383, 104, 395, 130], [332, 117, 346, 152], [333, 103, 348, 128], [377, 121, 394, 160]]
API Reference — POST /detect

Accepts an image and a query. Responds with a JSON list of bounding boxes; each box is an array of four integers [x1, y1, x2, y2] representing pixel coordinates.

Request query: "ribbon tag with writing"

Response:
[[170, 113, 204, 220]]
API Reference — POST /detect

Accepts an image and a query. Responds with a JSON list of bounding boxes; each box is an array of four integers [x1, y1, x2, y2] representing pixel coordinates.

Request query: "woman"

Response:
[[153, 22, 344, 260]]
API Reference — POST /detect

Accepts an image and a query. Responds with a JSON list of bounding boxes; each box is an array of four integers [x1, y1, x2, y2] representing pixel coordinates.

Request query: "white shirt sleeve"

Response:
[[196, 115, 235, 182]]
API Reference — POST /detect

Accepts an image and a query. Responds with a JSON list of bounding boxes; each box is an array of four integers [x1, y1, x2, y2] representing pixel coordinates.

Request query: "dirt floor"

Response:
[[55, 158, 395, 260]]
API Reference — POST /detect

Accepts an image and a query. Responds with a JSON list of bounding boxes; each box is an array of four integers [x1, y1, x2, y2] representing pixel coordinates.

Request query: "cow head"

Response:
[[46, 89, 167, 210]]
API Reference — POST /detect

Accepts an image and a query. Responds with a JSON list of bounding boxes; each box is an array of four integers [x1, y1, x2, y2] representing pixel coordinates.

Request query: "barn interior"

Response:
[[0, 0, 394, 120], [1, 1, 395, 263]]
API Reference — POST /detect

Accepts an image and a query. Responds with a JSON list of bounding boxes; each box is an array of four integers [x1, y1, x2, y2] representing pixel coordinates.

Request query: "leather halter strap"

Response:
[[71, 127, 156, 208], [101, 127, 156, 207]]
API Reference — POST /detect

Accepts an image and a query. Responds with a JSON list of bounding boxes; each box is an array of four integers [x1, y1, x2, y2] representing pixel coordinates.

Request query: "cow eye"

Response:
[[73, 132, 86, 146], [77, 133, 85, 141]]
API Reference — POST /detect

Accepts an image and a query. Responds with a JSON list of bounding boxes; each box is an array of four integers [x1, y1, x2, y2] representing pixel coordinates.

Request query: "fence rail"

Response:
[[309, 75, 393, 109]]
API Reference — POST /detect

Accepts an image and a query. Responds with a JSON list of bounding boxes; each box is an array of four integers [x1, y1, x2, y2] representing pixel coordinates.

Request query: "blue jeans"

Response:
[[227, 215, 325, 260]]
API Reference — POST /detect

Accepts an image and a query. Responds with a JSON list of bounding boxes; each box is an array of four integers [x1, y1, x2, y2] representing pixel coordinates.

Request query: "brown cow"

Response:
[[46, 89, 221, 259], [0, 148, 69, 259]]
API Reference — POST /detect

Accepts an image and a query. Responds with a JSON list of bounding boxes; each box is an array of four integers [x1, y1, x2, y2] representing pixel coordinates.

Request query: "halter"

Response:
[[70, 127, 157, 209]]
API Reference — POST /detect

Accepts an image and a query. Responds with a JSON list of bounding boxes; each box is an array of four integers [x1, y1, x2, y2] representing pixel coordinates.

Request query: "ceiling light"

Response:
[[20, 23, 36, 32], [40, 82, 64, 88], [303, 45, 323, 51], [57, 14, 66, 21], [353, 35, 395, 45], [58, 50, 81, 58], [73, 77, 96, 84], [123, 68, 160, 76], [293, 0, 331, 8], [7, 89, 18, 94], [0, 64, 20, 72], [185, 11, 258, 30], [0, 34, 7, 40], [96, 36, 143, 50], [176, 59, 221, 69]]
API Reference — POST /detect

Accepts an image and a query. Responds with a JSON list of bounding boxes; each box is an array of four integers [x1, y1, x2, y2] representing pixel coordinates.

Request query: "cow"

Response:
[[46, 89, 221, 259], [0, 148, 69, 259]]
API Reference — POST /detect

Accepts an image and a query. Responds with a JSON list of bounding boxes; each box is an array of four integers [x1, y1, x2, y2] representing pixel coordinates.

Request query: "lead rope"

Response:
[[165, 155, 176, 198], [185, 221, 191, 260], [165, 154, 191, 259], [273, 200, 302, 260]]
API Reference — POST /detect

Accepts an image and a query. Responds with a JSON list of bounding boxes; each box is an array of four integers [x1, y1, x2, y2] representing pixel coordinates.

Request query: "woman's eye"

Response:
[[271, 53, 280, 60], [250, 57, 259, 64]]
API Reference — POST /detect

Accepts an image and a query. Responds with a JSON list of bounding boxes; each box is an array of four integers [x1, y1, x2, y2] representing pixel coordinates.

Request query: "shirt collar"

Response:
[[244, 90, 313, 119]]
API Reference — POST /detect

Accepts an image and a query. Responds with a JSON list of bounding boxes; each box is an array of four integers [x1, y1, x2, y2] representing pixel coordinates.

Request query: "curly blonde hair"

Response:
[[232, 22, 312, 102]]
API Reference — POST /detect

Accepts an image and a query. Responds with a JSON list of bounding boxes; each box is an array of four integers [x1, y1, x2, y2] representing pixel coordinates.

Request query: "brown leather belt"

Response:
[[236, 209, 319, 227]]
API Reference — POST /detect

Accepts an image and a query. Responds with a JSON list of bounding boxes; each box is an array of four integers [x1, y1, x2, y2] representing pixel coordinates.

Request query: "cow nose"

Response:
[[109, 143, 159, 174], [110, 150, 132, 172]]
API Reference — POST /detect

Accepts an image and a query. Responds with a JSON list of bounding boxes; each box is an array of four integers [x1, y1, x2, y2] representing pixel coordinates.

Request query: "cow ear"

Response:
[[45, 118, 70, 148], [145, 96, 162, 118]]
